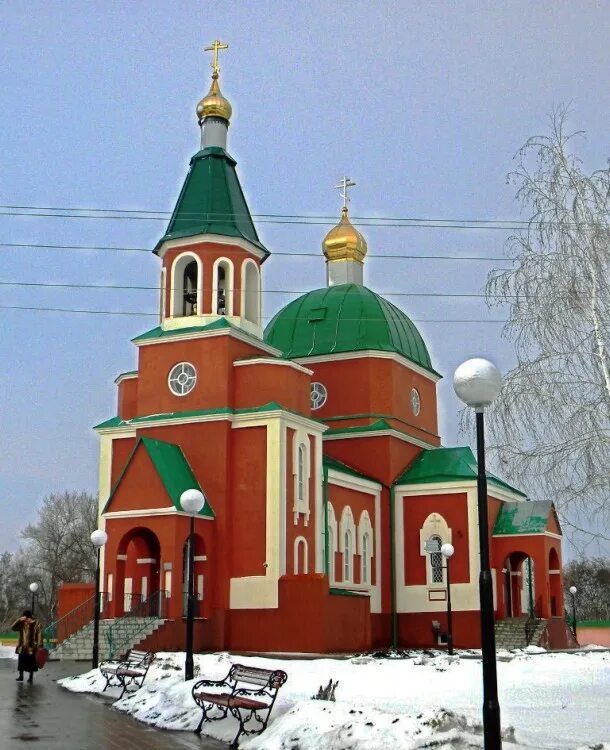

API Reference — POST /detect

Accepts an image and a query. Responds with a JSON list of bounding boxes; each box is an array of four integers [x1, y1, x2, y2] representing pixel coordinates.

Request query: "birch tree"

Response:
[[474, 107, 610, 550]]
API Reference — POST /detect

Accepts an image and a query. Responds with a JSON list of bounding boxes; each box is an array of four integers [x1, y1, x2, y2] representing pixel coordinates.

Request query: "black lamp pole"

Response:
[[185, 514, 196, 681], [445, 555, 454, 656], [475, 410, 502, 750], [92, 546, 102, 669], [31, 591, 36, 615], [570, 591, 578, 642]]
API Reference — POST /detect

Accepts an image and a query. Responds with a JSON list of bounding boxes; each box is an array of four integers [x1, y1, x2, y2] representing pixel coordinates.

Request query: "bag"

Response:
[[35, 648, 49, 669]]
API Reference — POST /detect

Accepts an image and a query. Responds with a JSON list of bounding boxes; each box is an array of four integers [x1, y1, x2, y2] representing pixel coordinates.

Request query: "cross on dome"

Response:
[[204, 39, 229, 76], [335, 176, 356, 211]]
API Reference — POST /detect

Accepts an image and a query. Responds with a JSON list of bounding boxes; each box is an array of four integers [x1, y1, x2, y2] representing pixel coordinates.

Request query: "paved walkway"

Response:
[[0, 659, 226, 749]]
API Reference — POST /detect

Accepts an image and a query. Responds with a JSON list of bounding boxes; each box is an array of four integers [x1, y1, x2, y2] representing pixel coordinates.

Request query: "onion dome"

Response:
[[264, 283, 436, 374], [196, 73, 232, 124], [322, 207, 368, 263]]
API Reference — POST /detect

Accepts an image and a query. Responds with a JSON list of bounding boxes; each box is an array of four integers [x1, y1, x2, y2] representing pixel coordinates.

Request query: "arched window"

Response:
[[242, 260, 260, 325], [428, 535, 444, 584], [328, 527, 335, 582], [361, 533, 370, 584], [171, 253, 202, 318], [344, 530, 353, 582], [297, 445, 306, 503], [294, 537, 308, 574], [292, 432, 310, 523], [212, 258, 234, 316]]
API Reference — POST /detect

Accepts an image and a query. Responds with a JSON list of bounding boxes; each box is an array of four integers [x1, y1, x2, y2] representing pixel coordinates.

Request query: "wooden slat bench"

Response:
[[192, 663, 288, 747], [99, 649, 155, 698]]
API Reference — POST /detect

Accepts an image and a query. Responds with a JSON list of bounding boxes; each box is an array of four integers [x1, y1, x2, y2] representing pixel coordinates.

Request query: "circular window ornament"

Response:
[[310, 382, 328, 410], [410, 387, 421, 416], [168, 362, 197, 396]]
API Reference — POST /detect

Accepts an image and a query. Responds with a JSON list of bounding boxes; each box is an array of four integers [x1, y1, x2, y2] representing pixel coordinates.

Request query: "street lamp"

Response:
[[29, 582, 39, 615], [454, 357, 503, 750], [90, 528, 108, 669], [180, 489, 206, 681], [441, 544, 455, 655], [569, 585, 578, 642]]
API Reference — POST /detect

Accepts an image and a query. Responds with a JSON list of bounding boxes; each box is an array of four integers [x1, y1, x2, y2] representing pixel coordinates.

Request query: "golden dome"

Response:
[[196, 73, 232, 123], [322, 207, 368, 263]]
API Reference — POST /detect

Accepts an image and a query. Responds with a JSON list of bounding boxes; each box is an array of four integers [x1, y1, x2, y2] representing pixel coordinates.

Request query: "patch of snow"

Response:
[[0, 644, 17, 659]]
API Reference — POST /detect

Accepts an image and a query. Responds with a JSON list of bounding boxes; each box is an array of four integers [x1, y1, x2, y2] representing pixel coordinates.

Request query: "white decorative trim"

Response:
[[358, 511, 374, 585], [136, 558, 156, 565], [233, 358, 313, 376], [241, 259, 262, 327], [169, 251, 203, 318], [327, 470, 381, 494], [194, 555, 207, 562], [419, 513, 452, 586], [327, 503, 338, 583], [279, 422, 287, 576], [314, 434, 324, 574], [233, 409, 325, 434], [211, 256, 235, 316], [103, 508, 214, 521], [294, 536, 308, 574], [292, 430, 311, 525], [492, 531, 562, 540], [135, 321, 278, 354], [155, 233, 267, 262], [114, 372, 138, 385], [339, 506, 357, 583], [295, 350, 441, 383], [116, 554, 127, 561], [160, 267, 166, 324], [324, 428, 437, 451], [396, 479, 527, 505]]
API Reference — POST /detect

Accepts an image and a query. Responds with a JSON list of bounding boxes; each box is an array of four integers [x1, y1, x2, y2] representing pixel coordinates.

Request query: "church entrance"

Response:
[[115, 527, 162, 617], [502, 551, 535, 617]]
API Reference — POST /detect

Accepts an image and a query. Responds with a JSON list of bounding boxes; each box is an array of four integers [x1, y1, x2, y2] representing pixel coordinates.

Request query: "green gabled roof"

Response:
[[395, 446, 527, 497], [324, 418, 394, 436], [131, 318, 277, 353], [493, 501, 554, 535], [103, 436, 214, 517], [323, 454, 377, 483], [264, 284, 437, 374], [155, 147, 268, 256]]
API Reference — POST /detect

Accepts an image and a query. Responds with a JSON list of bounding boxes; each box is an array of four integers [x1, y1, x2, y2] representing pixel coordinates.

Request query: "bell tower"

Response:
[[154, 41, 269, 339]]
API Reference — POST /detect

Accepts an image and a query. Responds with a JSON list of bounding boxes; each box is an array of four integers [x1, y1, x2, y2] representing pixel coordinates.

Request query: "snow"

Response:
[[58, 649, 610, 749], [0, 644, 17, 659]]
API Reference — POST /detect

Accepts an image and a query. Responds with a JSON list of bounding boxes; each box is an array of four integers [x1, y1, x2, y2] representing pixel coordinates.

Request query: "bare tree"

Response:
[[466, 107, 610, 551], [564, 558, 610, 620]]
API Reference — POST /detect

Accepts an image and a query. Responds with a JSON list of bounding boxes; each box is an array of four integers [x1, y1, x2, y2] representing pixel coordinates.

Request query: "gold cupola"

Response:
[[322, 206, 368, 264], [196, 72, 232, 124]]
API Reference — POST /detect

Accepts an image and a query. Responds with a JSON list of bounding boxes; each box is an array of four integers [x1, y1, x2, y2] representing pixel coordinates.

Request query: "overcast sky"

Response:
[[1, 1, 609, 553]]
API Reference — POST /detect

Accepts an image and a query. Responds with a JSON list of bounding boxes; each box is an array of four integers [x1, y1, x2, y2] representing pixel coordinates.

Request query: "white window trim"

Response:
[[327, 503, 338, 583], [339, 506, 357, 584], [294, 536, 308, 574], [292, 430, 311, 525], [170, 251, 203, 318], [211, 256, 235, 316], [240, 259, 261, 325], [358, 510, 374, 584], [419, 512, 452, 587]]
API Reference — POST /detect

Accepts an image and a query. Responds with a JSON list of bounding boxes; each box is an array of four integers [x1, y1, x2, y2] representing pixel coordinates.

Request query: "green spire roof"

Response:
[[264, 284, 437, 374], [155, 146, 268, 256], [395, 446, 526, 497]]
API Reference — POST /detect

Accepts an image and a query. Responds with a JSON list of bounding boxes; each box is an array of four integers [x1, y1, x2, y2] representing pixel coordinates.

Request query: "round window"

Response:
[[410, 387, 421, 416], [168, 362, 197, 396], [310, 382, 328, 410]]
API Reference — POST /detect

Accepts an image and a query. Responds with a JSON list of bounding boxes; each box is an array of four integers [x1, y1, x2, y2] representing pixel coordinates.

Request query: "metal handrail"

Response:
[[43, 591, 109, 649], [106, 589, 168, 659]]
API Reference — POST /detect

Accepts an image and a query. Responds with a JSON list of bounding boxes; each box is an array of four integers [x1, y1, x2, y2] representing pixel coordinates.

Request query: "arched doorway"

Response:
[[548, 547, 562, 616], [503, 551, 535, 617], [115, 527, 161, 617], [181, 534, 206, 617]]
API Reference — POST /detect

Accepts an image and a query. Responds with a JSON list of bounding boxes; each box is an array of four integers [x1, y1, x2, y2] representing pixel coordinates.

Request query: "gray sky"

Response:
[[1, 1, 609, 552]]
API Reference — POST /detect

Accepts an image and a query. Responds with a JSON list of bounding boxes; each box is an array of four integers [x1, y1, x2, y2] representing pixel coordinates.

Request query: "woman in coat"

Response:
[[12, 610, 43, 683]]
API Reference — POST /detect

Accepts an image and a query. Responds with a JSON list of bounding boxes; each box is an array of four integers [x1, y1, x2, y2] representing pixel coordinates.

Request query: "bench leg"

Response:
[[194, 711, 205, 735]]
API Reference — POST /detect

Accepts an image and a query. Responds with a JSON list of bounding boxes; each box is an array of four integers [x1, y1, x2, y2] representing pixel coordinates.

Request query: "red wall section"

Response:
[[325, 435, 422, 487], [117, 377, 138, 420], [233, 363, 311, 414], [111, 438, 137, 487], [401, 493, 469, 585], [56, 583, 95, 642], [106, 444, 171, 513]]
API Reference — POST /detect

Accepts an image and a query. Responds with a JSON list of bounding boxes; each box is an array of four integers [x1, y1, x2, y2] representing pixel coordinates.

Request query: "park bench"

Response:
[[99, 649, 155, 698], [192, 663, 288, 747]]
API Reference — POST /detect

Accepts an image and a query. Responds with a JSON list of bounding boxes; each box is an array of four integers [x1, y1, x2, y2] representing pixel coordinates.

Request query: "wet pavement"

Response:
[[0, 659, 227, 749]]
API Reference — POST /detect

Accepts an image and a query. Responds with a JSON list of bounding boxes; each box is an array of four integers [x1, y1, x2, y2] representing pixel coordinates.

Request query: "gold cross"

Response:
[[336, 176, 356, 210], [204, 39, 229, 76]]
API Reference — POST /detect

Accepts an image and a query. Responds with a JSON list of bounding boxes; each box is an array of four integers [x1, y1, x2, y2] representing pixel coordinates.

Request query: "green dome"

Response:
[[264, 284, 435, 373]]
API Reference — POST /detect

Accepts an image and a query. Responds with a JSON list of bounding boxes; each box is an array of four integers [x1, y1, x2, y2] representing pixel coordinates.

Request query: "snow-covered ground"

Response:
[[0, 644, 17, 659], [55, 649, 609, 749]]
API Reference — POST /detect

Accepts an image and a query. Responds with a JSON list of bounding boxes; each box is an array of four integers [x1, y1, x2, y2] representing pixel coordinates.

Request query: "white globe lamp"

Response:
[[180, 488, 206, 515], [29, 582, 39, 594], [90, 529, 108, 548], [569, 585, 577, 595], [441, 543, 455, 558], [453, 358, 502, 410]]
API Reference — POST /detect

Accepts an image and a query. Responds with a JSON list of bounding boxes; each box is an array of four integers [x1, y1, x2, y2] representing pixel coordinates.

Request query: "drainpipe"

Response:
[[390, 483, 398, 649], [323, 464, 329, 576]]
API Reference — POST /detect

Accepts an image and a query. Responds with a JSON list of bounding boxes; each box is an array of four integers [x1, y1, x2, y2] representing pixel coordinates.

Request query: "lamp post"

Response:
[[441, 544, 455, 655], [454, 358, 503, 750], [29, 582, 39, 616], [180, 489, 206, 681], [90, 529, 108, 669], [569, 585, 578, 642]]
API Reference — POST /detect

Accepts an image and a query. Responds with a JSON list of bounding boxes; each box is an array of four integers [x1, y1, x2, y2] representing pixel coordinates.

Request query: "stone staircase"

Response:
[[495, 616, 547, 650], [49, 617, 166, 661]]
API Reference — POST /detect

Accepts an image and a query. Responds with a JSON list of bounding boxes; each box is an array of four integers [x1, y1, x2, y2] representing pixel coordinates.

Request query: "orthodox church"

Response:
[[69, 43, 569, 653]]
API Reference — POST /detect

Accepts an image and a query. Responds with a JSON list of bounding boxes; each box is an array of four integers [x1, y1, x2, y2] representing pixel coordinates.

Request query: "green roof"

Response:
[[264, 284, 437, 374], [103, 436, 214, 517], [395, 446, 527, 497], [132, 318, 276, 353], [155, 146, 268, 256], [493, 501, 553, 535]]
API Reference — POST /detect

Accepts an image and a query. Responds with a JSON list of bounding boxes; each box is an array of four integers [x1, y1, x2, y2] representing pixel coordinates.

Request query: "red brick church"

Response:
[[60, 44, 569, 654]]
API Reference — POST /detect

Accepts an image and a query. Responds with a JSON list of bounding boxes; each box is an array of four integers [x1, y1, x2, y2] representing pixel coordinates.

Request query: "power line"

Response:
[[0, 241, 510, 262], [0, 303, 507, 323]]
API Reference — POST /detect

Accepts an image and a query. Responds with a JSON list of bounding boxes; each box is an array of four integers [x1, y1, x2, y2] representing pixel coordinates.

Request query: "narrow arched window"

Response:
[[297, 444, 306, 503], [328, 527, 335, 582], [428, 535, 443, 584], [294, 537, 308, 574], [182, 260, 198, 316], [216, 265, 227, 315], [344, 529, 353, 582], [361, 533, 370, 584], [243, 261, 260, 324]]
